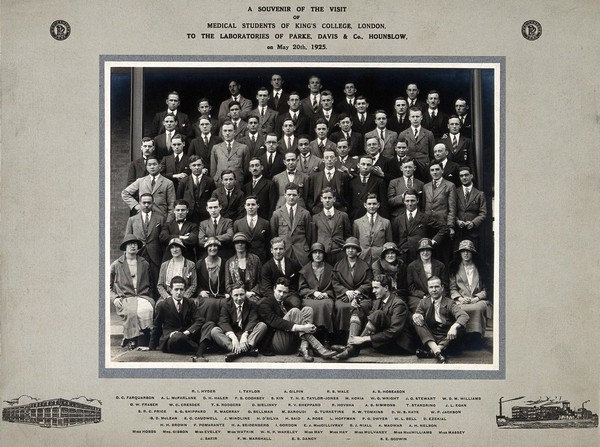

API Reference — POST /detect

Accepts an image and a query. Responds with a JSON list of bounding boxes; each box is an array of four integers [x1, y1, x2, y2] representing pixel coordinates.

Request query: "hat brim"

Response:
[[343, 244, 361, 252], [120, 240, 143, 251]]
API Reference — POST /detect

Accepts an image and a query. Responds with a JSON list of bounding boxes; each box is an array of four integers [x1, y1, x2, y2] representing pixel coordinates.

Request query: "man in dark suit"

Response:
[[124, 193, 165, 298], [160, 134, 190, 196], [189, 98, 219, 138], [335, 81, 358, 115], [392, 189, 449, 264], [364, 136, 399, 190], [329, 113, 363, 157], [197, 197, 234, 260], [388, 157, 424, 219], [347, 155, 388, 221], [153, 114, 181, 161], [217, 80, 253, 124], [179, 156, 215, 224], [364, 110, 398, 158], [210, 281, 268, 361], [308, 119, 337, 158], [260, 237, 302, 304], [413, 276, 469, 363], [151, 91, 191, 138], [300, 75, 323, 122], [455, 166, 487, 250], [440, 115, 476, 181], [405, 83, 427, 112], [334, 138, 359, 179], [399, 107, 435, 182], [237, 115, 266, 159], [454, 98, 472, 139], [352, 95, 376, 135], [243, 157, 277, 220], [297, 135, 323, 176], [259, 134, 286, 180], [310, 90, 338, 138], [127, 137, 156, 185], [274, 91, 310, 139], [268, 73, 289, 114], [233, 195, 271, 263], [251, 87, 278, 135], [277, 118, 298, 154], [148, 276, 207, 355], [306, 149, 349, 214], [159, 199, 199, 262], [388, 96, 411, 134], [432, 143, 461, 187], [187, 116, 221, 168], [421, 90, 449, 141], [211, 170, 245, 221], [312, 187, 352, 266], [333, 275, 412, 360]]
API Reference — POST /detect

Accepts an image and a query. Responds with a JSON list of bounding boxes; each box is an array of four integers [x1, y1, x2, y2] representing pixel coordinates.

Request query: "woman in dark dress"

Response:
[[224, 232, 262, 304], [195, 237, 227, 323]]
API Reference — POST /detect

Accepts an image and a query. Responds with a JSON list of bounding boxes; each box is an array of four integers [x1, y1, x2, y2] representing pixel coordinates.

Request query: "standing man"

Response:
[[179, 156, 216, 224], [238, 114, 266, 158], [364, 110, 398, 158], [353, 193, 393, 265], [190, 98, 219, 138], [308, 118, 337, 158], [127, 137, 156, 185], [278, 118, 298, 154], [364, 135, 399, 186], [188, 115, 221, 167], [296, 134, 323, 175], [210, 120, 249, 186], [352, 95, 376, 135], [159, 199, 199, 262], [431, 143, 461, 187], [160, 134, 190, 196], [233, 195, 271, 263], [259, 133, 286, 180], [421, 90, 449, 141], [388, 96, 411, 134], [243, 157, 277, 220], [268, 73, 290, 114], [405, 83, 427, 111], [275, 91, 310, 138], [440, 115, 476, 179], [151, 91, 191, 138], [306, 149, 349, 214], [335, 81, 358, 115], [153, 114, 180, 161], [300, 75, 323, 121], [251, 87, 278, 135], [329, 113, 363, 157], [211, 170, 245, 221], [347, 155, 388, 221], [311, 90, 338, 137], [218, 80, 252, 123], [399, 107, 435, 181], [197, 197, 234, 259], [454, 98, 472, 139], [334, 138, 359, 179], [455, 166, 487, 250], [312, 187, 352, 266], [388, 157, 424, 219], [272, 152, 309, 209]]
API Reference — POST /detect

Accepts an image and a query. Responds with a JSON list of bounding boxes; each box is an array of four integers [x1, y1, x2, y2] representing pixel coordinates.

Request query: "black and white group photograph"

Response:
[[104, 61, 501, 371]]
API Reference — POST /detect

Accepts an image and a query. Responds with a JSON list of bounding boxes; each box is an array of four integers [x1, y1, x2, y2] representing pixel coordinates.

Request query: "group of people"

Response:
[[110, 75, 492, 364]]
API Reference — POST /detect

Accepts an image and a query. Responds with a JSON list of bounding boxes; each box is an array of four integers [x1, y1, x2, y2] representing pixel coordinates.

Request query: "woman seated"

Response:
[[195, 237, 227, 323], [372, 242, 408, 301], [406, 238, 448, 313], [298, 243, 335, 346], [449, 239, 491, 347], [110, 235, 155, 350], [157, 238, 197, 302], [224, 232, 262, 304]]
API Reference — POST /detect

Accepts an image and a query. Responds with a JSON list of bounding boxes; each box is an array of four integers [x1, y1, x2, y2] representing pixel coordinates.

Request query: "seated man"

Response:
[[258, 277, 336, 361], [147, 276, 211, 360], [412, 276, 469, 363], [333, 275, 412, 360], [210, 281, 268, 362]]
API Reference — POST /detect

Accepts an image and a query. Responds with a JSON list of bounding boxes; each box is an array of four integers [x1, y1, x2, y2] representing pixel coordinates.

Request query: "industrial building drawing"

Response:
[[2, 397, 101, 428]]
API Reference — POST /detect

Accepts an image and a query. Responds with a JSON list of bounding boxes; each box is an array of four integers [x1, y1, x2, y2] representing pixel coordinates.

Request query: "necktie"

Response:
[[261, 107, 265, 117], [430, 110, 435, 119], [360, 113, 365, 124], [176, 300, 181, 313], [380, 130, 384, 140], [408, 212, 413, 224], [233, 122, 237, 131], [249, 217, 255, 230], [460, 116, 465, 125], [268, 153, 274, 166], [407, 177, 413, 189], [410, 100, 415, 107], [433, 181, 438, 190], [166, 132, 172, 149], [203, 135, 208, 146], [286, 137, 292, 150], [251, 134, 256, 144], [414, 128, 418, 139], [151, 176, 156, 189], [278, 259, 285, 275], [369, 214, 374, 230], [175, 155, 180, 169], [143, 213, 149, 233], [452, 135, 458, 149], [465, 189, 471, 202], [252, 178, 258, 189], [279, 300, 286, 315], [274, 92, 280, 107], [289, 206, 294, 224], [237, 305, 243, 327], [292, 112, 297, 122], [303, 156, 308, 170], [362, 175, 367, 185], [213, 218, 218, 228], [326, 171, 332, 182], [312, 96, 318, 112], [227, 142, 232, 155]]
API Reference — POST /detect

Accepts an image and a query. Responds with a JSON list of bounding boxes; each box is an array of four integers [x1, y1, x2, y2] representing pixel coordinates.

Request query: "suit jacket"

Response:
[[127, 157, 148, 185], [161, 153, 191, 195], [300, 96, 322, 122], [353, 214, 393, 264], [242, 176, 277, 220], [311, 109, 339, 137], [109, 255, 153, 301], [237, 132, 266, 158], [151, 110, 191, 138], [218, 298, 261, 335], [393, 210, 449, 263], [347, 175, 388, 221], [312, 210, 352, 256], [153, 132, 186, 161], [456, 113, 473, 139], [308, 139, 337, 158], [149, 297, 203, 351], [298, 262, 335, 300], [178, 174, 216, 224], [125, 212, 165, 267], [210, 140, 249, 184], [387, 113, 411, 134], [335, 156, 359, 179], [189, 116, 220, 138], [258, 294, 295, 332], [233, 216, 271, 263], [270, 205, 312, 266], [187, 134, 221, 167], [449, 263, 487, 301], [423, 179, 457, 227], [439, 159, 461, 187], [251, 106, 278, 135], [422, 110, 449, 140], [440, 134, 476, 177], [268, 90, 290, 114], [351, 111, 377, 135], [275, 110, 311, 139], [387, 176, 425, 219], [211, 186, 245, 221], [159, 219, 199, 262], [122, 174, 176, 218], [197, 217, 234, 248], [364, 128, 398, 158], [306, 169, 349, 214], [332, 257, 373, 300], [329, 130, 363, 157], [369, 294, 410, 349], [415, 295, 469, 329], [372, 154, 400, 185], [277, 135, 298, 154], [455, 186, 487, 239], [258, 151, 286, 180], [335, 97, 357, 115], [296, 154, 322, 176], [218, 95, 253, 123], [399, 126, 435, 168], [260, 256, 302, 299], [272, 171, 309, 209], [230, 120, 248, 141], [407, 258, 449, 298]]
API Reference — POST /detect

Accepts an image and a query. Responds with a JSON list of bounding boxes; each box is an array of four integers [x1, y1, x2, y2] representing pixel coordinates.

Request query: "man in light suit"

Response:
[[312, 187, 352, 266], [387, 157, 424, 219], [306, 149, 349, 214], [210, 120, 249, 186], [455, 166, 487, 250], [159, 199, 199, 262], [211, 170, 245, 221], [272, 152, 309, 209], [151, 91, 191, 138], [364, 110, 398, 158], [122, 156, 176, 219], [270, 183, 312, 267], [308, 118, 337, 158], [210, 281, 267, 362], [296, 135, 323, 176], [187, 116, 221, 168], [268, 73, 290, 114], [251, 86, 278, 135], [233, 195, 271, 263], [217, 80, 253, 123], [353, 193, 393, 265], [197, 197, 234, 259], [179, 156, 216, 224], [329, 113, 363, 157], [413, 276, 469, 363], [399, 107, 435, 182], [124, 193, 164, 298], [243, 157, 277, 220]]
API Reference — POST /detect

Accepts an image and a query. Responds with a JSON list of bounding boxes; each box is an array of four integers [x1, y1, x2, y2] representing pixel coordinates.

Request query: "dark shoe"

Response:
[[298, 347, 314, 362], [259, 349, 276, 356], [416, 348, 434, 359], [330, 344, 346, 353], [225, 352, 242, 363], [120, 337, 128, 348], [128, 340, 138, 350], [303, 334, 337, 359], [435, 352, 447, 364], [245, 349, 259, 358], [333, 349, 350, 361], [319, 349, 337, 359], [191, 355, 209, 362]]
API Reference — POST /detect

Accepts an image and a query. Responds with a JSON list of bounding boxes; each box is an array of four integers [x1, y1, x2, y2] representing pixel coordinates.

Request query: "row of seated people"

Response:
[[111, 230, 490, 364]]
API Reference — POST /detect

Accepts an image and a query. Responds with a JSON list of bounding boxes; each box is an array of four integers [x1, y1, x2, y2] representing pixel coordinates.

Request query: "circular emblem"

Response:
[[50, 20, 71, 41], [521, 20, 542, 41]]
